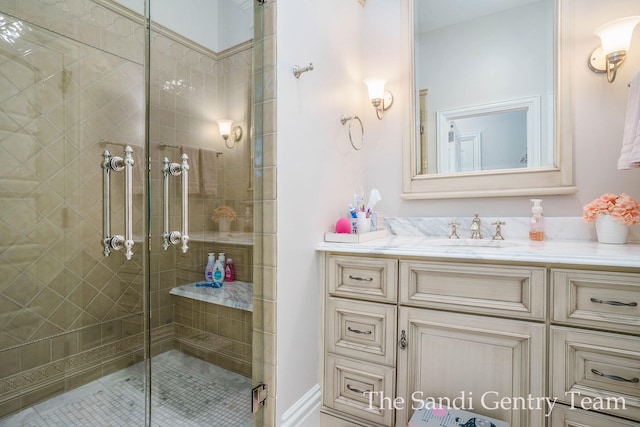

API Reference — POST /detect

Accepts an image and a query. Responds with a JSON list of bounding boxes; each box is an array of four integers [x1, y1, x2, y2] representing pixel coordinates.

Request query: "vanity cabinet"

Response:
[[321, 253, 640, 427], [322, 254, 546, 427]]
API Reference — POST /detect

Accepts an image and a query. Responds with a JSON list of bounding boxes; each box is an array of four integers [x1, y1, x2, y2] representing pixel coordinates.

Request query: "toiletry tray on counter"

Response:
[[324, 229, 388, 243]]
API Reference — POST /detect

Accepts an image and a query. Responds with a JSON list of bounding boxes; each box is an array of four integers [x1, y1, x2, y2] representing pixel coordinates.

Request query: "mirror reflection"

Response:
[[414, 0, 555, 175]]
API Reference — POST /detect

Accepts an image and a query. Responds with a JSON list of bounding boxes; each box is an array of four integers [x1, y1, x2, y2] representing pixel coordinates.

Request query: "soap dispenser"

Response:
[[529, 199, 545, 241]]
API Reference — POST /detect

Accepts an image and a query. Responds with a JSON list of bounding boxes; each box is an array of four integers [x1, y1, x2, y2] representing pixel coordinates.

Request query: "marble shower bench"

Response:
[[170, 281, 253, 312]]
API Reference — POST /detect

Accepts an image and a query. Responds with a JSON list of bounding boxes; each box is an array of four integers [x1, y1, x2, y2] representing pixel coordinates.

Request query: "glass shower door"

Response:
[[0, 0, 264, 425], [0, 1, 147, 424], [146, 1, 262, 426]]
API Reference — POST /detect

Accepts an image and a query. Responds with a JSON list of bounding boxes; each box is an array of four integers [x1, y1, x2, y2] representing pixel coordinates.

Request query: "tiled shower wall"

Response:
[[251, 0, 277, 425], [0, 0, 259, 419], [173, 295, 252, 378]]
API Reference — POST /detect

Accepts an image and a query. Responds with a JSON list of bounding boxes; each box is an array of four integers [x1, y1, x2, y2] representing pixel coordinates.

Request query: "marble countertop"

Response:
[[316, 236, 640, 269], [170, 281, 253, 312], [316, 217, 640, 268]]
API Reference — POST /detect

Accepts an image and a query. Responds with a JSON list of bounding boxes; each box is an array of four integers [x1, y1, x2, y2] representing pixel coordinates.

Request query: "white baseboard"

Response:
[[280, 383, 321, 427]]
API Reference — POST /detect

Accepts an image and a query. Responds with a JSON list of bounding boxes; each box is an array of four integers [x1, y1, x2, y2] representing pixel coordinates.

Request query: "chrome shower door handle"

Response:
[[162, 154, 189, 254], [102, 150, 125, 257], [162, 157, 181, 250], [180, 153, 190, 254], [123, 146, 134, 260], [102, 150, 112, 257]]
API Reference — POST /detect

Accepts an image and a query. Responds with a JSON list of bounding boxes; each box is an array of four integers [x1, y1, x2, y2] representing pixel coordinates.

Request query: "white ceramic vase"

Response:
[[218, 217, 233, 232], [595, 215, 629, 244]]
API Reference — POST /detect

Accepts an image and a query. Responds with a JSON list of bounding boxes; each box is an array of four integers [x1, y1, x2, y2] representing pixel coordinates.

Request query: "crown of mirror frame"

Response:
[[217, 119, 243, 149], [364, 79, 394, 119], [588, 16, 640, 83]]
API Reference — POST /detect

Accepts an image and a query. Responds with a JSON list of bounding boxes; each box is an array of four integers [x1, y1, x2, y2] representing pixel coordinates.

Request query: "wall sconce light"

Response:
[[588, 16, 640, 83], [217, 119, 243, 149], [364, 79, 393, 120]]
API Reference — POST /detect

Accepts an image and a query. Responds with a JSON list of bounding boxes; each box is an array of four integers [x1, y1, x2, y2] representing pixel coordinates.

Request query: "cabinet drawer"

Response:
[[400, 260, 546, 320], [550, 404, 639, 427], [328, 255, 398, 303], [550, 326, 640, 421], [326, 297, 396, 365], [551, 269, 640, 334], [324, 354, 395, 426]]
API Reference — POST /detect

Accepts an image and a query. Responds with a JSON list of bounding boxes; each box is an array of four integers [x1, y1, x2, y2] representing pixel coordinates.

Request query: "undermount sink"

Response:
[[423, 239, 527, 248]]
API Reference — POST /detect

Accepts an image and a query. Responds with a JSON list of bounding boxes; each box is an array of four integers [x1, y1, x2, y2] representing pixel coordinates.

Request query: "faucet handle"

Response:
[[491, 220, 506, 240], [470, 214, 482, 239], [448, 220, 460, 239]]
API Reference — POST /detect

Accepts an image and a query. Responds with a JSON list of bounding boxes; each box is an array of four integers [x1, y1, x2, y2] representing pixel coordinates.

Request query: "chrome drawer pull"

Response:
[[591, 369, 639, 383], [348, 275, 373, 282], [347, 327, 372, 335], [590, 297, 638, 307], [346, 384, 370, 394]]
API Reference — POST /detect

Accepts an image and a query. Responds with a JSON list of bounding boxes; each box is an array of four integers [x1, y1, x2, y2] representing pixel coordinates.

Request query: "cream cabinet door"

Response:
[[396, 307, 546, 427]]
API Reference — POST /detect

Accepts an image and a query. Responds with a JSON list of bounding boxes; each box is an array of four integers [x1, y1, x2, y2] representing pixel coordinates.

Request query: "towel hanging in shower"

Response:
[[200, 148, 219, 197]]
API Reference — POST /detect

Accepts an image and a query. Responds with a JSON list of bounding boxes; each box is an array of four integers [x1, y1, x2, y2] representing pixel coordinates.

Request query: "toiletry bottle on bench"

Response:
[[212, 254, 225, 288], [225, 258, 235, 282], [205, 253, 216, 283]]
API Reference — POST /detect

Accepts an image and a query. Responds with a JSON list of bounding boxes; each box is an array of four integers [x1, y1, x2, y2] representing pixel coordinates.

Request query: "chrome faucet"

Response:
[[470, 214, 482, 239]]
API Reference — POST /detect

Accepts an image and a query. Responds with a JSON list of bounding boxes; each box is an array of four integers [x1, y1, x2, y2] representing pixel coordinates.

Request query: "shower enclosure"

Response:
[[0, 0, 265, 425]]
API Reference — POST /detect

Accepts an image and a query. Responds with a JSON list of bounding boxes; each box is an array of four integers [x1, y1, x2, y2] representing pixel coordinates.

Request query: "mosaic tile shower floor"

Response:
[[1, 350, 252, 427]]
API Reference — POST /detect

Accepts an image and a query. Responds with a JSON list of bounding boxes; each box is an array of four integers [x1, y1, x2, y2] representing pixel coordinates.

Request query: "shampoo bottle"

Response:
[[225, 258, 235, 282], [212, 254, 225, 288], [529, 199, 545, 241], [205, 253, 216, 283]]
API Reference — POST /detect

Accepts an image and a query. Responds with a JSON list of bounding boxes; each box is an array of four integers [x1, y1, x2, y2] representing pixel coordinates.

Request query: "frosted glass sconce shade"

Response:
[[364, 79, 393, 120], [588, 16, 640, 83], [595, 16, 640, 54], [217, 119, 242, 148], [364, 79, 386, 102]]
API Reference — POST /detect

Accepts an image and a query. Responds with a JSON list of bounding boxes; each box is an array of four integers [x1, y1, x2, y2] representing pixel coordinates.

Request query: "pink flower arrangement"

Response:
[[583, 193, 640, 226]]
